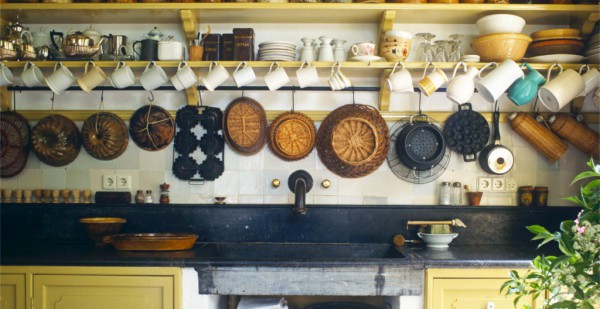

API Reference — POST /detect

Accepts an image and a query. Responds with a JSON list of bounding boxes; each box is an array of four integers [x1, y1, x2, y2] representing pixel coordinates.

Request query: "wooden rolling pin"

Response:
[[407, 219, 467, 228]]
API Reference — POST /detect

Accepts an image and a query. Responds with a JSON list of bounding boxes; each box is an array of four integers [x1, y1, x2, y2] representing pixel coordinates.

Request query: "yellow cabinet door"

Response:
[[0, 274, 26, 309], [33, 274, 174, 309], [431, 277, 534, 309]]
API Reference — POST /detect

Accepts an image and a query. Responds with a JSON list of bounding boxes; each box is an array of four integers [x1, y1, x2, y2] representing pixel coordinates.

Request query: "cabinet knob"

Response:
[[272, 179, 281, 188], [486, 301, 495, 309], [321, 179, 331, 189]]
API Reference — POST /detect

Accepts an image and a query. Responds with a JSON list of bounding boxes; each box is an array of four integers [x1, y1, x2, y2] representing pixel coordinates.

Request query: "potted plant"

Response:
[[501, 159, 600, 309]]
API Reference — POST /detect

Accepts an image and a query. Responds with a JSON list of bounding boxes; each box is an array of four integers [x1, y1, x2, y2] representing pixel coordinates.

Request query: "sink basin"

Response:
[[198, 242, 406, 260]]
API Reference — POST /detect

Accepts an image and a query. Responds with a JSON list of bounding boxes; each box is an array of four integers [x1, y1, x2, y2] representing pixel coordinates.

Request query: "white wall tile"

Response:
[[17, 169, 42, 189], [214, 171, 240, 196], [263, 195, 288, 204], [239, 195, 264, 204], [65, 169, 90, 189], [239, 171, 264, 195], [41, 168, 67, 189]]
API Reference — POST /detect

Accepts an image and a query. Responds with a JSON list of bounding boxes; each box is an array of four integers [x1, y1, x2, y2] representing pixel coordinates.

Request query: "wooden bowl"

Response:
[[79, 217, 126, 245], [471, 33, 532, 62], [527, 39, 584, 57], [530, 28, 581, 41]]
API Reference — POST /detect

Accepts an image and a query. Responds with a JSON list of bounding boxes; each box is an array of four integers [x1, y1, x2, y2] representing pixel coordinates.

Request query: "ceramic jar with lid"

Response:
[[533, 186, 548, 207], [518, 186, 533, 206]]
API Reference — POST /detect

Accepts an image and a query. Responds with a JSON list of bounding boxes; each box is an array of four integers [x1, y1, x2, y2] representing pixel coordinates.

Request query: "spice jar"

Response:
[[159, 183, 170, 204], [533, 186, 548, 207], [451, 182, 463, 205], [145, 190, 153, 203], [439, 182, 452, 205], [135, 190, 145, 204], [518, 186, 533, 206]]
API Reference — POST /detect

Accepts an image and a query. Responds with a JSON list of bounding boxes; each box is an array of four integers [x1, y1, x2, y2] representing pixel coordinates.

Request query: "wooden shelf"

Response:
[[1, 3, 597, 26]]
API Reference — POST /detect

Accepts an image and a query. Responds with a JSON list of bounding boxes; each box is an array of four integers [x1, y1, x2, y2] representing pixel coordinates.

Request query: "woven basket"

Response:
[[316, 104, 389, 178], [82, 112, 129, 161], [129, 105, 174, 152], [549, 113, 599, 160], [223, 97, 268, 155], [509, 112, 567, 163], [0, 111, 31, 178], [268, 112, 316, 161]]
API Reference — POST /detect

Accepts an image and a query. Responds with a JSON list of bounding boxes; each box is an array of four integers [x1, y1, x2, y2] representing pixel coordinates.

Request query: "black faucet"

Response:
[[288, 170, 313, 215]]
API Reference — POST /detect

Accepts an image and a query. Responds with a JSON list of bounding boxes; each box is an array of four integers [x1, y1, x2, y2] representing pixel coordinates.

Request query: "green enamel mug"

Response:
[[507, 62, 546, 106]]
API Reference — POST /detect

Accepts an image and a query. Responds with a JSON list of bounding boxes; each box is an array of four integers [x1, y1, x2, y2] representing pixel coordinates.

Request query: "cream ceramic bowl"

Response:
[[417, 232, 458, 248], [476, 14, 526, 35]]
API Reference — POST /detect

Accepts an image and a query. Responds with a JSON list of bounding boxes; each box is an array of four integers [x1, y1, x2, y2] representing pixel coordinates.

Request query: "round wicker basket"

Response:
[[268, 111, 316, 161], [316, 104, 389, 178], [1, 111, 31, 178], [223, 97, 268, 155], [82, 112, 129, 160]]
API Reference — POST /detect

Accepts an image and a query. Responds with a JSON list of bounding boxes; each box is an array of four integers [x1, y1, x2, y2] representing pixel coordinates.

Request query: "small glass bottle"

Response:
[[135, 190, 145, 204], [145, 190, 153, 204], [439, 182, 452, 205], [451, 182, 463, 205], [159, 183, 170, 204]]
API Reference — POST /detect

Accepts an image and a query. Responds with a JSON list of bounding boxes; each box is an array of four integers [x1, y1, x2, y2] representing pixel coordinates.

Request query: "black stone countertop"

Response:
[[0, 242, 550, 269]]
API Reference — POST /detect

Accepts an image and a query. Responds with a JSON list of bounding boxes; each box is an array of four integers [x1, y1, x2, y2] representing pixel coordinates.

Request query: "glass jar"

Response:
[[145, 190, 153, 204], [439, 182, 452, 205], [451, 182, 462, 205], [518, 186, 533, 206], [135, 190, 144, 204]]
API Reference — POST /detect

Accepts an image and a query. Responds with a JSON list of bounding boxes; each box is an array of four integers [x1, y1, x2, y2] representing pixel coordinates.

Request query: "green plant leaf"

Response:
[[549, 300, 577, 309], [528, 225, 550, 235], [570, 171, 599, 185], [560, 220, 575, 234]]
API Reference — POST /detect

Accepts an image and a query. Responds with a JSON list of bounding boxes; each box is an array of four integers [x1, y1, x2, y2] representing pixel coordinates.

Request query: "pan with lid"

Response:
[[478, 108, 514, 175]]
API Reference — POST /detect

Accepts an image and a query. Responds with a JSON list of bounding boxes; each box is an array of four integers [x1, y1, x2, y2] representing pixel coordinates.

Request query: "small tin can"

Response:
[[533, 186, 548, 207], [518, 186, 533, 206]]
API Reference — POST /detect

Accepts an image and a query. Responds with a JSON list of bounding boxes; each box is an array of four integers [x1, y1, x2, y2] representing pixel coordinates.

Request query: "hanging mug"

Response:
[[264, 62, 289, 91], [46, 62, 76, 95], [475, 59, 524, 103], [507, 62, 546, 106], [446, 62, 479, 104], [386, 61, 413, 93], [538, 63, 585, 112], [417, 62, 447, 96], [578, 65, 600, 97]]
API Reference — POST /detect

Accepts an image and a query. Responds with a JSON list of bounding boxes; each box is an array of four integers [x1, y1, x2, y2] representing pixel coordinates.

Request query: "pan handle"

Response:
[[459, 102, 472, 112], [463, 153, 477, 162], [493, 109, 501, 145]]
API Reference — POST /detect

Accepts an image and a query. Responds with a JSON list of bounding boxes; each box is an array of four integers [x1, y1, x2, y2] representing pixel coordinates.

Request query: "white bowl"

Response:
[[417, 233, 458, 248], [476, 14, 526, 35]]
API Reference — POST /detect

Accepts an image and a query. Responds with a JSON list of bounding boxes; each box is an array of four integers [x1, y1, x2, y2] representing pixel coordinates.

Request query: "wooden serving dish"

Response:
[[268, 111, 316, 161], [104, 233, 198, 251]]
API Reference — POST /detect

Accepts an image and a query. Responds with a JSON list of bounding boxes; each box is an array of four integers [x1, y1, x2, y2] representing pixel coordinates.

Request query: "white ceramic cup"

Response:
[[386, 62, 413, 93], [21, 61, 45, 87], [232, 61, 256, 88], [475, 59, 524, 103], [264, 62, 290, 91], [446, 62, 479, 104], [351, 42, 376, 56], [110, 61, 135, 89], [0, 64, 14, 87], [140, 61, 168, 91], [329, 64, 351, 91], [417, 62, 448, 96], [202, 61, 230, 92], [77, 61, 107, 93], [538, 63, 585, 112], [593, 86, 600, 110], [45, 62, 76, 95], [296, 62, 320, 88], [158, 40, 185, 61], [578, 65, 600, 96], [170, 61, 198, 91]]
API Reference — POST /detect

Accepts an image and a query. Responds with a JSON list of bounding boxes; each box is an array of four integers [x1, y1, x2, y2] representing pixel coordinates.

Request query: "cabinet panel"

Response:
[[0, 274, 26, 309], [33, 274, 173, 309], [431, 278, 533, 309]]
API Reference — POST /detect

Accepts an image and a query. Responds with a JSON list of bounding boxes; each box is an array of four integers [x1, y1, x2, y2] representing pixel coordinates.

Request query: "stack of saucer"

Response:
[[584, 34, 600, 64], [257, 41, 297, 61], [460, 54, 480, 63]]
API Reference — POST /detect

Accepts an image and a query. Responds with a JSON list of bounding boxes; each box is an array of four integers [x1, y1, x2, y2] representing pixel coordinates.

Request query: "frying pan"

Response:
[[479, 108, 514, 175], [395, 115, 446, 171], [443, 103, 490, 162]]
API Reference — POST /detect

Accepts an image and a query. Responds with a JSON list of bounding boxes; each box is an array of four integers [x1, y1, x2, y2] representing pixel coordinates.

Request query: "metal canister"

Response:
[[518, 186, 533, 206], [533, 186, 548, 207]]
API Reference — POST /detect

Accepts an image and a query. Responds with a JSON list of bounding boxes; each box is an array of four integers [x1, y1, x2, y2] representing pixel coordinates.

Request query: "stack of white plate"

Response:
[[584, 34, 600, 64], [257, 41, 297, 61]]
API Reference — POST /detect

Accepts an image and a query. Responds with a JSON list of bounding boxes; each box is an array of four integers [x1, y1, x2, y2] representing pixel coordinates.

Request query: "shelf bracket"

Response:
[[378, 69, 391, 112], [185, 86, 199, 106], [0, 87, 12, 111], [378, 10, 396, 49], [179, 9, 198, 43], [579, 12, 599, 37]]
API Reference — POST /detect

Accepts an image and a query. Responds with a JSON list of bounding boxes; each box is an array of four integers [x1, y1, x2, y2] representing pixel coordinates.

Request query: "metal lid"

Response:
[[453, 182, 461, 187], [441, 181, 451, 186], [146, 27, 163, 40]]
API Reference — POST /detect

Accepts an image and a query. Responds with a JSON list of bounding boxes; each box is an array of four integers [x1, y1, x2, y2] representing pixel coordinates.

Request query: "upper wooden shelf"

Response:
[[1, 3, 597, 25]]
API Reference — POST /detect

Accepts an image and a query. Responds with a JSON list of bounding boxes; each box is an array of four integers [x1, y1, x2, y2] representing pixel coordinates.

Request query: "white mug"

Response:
[[329, 63, 351, 91], [417, 62, 447, 96], [446, 62, 479, 104], [21, 61, 45, 87], [46, 62, 76, 95], [386, 62, 413, 93], [170, 61, 198, 91], [0, 64, 13, 87], [475, 59, 524, 103], [77, 61, 107, 93], [202, 61, 230, 92], [593, 87, 600, 110], [140, 61, 168, 91], [110, 61, 135, 89], [158, 40, 185, 61], [538, 63, 585, 112], [232, 61, 256, 88], [264, 62, 290, 91], [296, 62, 320, 88], [578, 65, 600, 97]]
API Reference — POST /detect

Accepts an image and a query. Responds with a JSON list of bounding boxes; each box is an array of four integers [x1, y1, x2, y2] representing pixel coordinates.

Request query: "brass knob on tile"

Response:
[[321, 179, 331, 189], [272, 179, 281, 188]]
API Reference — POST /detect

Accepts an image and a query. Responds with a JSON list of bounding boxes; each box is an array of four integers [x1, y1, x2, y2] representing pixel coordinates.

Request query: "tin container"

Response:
[[518, 186, 533, 206]]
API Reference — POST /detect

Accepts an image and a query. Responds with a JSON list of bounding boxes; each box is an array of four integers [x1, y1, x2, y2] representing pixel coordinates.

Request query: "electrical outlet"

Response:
[[116, 175, 131, 190], [506, 178, 518, 192], [492, 178, 506, 191], [478, 177, 492, 192], [102, 174, 116, 190]]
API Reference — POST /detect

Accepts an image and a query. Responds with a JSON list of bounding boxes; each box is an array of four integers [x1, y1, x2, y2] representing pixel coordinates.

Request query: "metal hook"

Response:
[[198, 90, 204, 107], [291, 86, 296, 113], [352, 86, 356, 105], [418, 92, 422, 116], [241, 89, 245, 98], [50, 92, 55, 116], [148, 91, 154, 102]]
